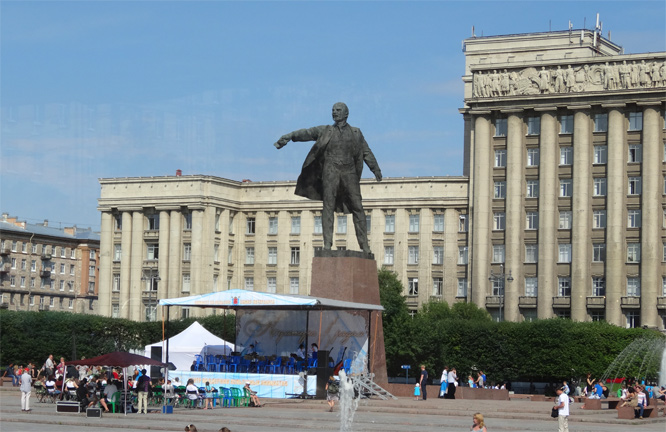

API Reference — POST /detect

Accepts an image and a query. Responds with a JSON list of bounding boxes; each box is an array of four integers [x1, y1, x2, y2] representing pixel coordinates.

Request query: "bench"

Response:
[[582, 398, 602, 410], [617, 405, 656, 419], [605, 398, 621, 409]]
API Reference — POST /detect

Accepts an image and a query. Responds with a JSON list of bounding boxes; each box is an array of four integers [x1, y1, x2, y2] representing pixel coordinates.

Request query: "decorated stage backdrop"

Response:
[[236, 309, 369, 365], [171, 371, 316, 398]]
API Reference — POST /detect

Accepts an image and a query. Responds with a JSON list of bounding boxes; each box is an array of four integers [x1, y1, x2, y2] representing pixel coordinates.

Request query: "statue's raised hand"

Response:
[[274, 135, 290, 149]]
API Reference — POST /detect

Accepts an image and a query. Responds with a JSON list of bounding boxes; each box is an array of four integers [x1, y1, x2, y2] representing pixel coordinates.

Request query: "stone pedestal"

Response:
[[310, 251, 388, 385]]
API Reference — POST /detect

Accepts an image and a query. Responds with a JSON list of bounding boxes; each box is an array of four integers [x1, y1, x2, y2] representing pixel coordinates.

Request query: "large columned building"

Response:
[[462, 30, 665, 327], [97, 29, 665, 330], [97, 176, 469, 321]]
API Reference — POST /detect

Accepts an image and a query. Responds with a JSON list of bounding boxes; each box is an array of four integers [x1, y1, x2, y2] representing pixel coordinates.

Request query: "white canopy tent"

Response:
[[144, 321, 234, 371]]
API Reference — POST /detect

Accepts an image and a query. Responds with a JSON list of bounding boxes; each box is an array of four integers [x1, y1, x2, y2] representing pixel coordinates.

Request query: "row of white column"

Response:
[[471, 104, 663, 327]]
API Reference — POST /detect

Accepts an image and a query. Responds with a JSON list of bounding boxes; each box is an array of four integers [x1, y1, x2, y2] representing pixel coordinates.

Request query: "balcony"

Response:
[[485, 295, 503, 308], [586, 296, 606, 309], [40, 268, 52, 278], [0, 263, 10, 273], [552, 296, 571, 308], [518, 296, 537, 308], [429, 295, 443, 302], [405, 295, 419, 309], [0, 247, 10, 255], [41, 253, 52, 260], [621, 296, 641, 308], [657, 297, 666, 309]]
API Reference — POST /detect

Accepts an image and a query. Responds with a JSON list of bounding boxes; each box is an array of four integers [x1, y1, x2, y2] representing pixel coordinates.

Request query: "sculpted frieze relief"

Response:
[[472, 59, 666, 98]]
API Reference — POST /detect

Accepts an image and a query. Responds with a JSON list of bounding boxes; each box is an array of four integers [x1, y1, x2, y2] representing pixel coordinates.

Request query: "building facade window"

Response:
[[291, 216, 301, 234], [525, 212, 539, 230], [246, 217, 256, 234], [290, 247, 300, 265], [182, 274, 191, 292], [628, 144, 642, 163], [592, 243, 606, 262], [408, 246, 419, 264], [560, 179, 572, 197], [408, 278, 419, 296], [268, 247, 277, 265], [525, 244, 538, 263], [626, 311, 640, 328], [593, 177, 607, 196], [409, 214, 420, 233], [244, 277, 254, 291], [432, 278, 443, 296], [593, 113, 608, 132], [492, 244, 505, 263], [384, 246, 394, 265], [558, 277, 571, 296], [268, 217, 278, 235], [527, 148, 540, 166], [494, 118, 507, 137], [560, 147, 572, 165], [183, 243, 191, 261], [184, 213, 192, 230], [459, 214, 468, 232], [458, 246, 468, 264], [526, 180, 539, 198], [113, 274, 120, 292], [494, 149, 507, 167], [559, 211, 572, 229], [433, 214, 444, 232], [593, 145, 607, 164], [593, 210, 607, 228], [366, 214, 372, 233], [146, 244, 159, 260], [592, 277, 605, 296], [147, 214, 159, 230], [628, 112, 643, 131], [627, 209, 641, 228], [267, 277, 277, 293], [457, 278, 468, 297], [337, 215, 347, 234], [558, 244, 572, 263], [628, 177, 642, 195], [433, 246, 444, 265], [289, 277, 299, 294], [314, 216, 322, 234], [490, 212, 503, 231], [525, 277, 538, 297], [560, 115, 574, 134], [627, 243, 641, 263], [245, 247, 255, 265], [494, 181, 506, 199], [526, 116, 541, 135], [626, 277, 641, 297], [385, 214, 395, 233]]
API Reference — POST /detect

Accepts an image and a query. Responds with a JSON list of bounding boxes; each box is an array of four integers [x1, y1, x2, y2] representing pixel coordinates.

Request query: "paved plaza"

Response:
[[1, 386, 664, 432]]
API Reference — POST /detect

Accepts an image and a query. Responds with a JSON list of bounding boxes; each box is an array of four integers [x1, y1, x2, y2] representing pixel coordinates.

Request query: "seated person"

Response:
[[164, 379, 178, 403], [657, 386, 666, 402], [99, 379, 119, 412], [45, 375, 62, 397], [185, 378, 199, 408], [295, 344, 305, 360], [76, 378, 95, 410], [65, 377, 79, 400], [243, 382, 261, 407]]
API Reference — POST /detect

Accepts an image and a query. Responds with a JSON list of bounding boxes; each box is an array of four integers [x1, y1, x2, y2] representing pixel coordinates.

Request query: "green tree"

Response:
[[377, 268, 414, 377]]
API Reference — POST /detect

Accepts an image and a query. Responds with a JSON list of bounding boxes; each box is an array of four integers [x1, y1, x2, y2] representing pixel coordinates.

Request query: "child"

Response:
[[414, 382, 421, 400]]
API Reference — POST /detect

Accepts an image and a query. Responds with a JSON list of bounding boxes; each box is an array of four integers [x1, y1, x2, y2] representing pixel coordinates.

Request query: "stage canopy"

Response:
[[158, 289, 383, 311]]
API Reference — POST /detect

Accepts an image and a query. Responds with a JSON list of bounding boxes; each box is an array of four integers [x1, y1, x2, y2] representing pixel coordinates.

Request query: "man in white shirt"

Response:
[[554, 386, 570, 432]]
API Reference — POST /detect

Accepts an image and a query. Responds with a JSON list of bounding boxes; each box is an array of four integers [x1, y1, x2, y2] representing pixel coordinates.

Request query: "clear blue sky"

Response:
[[2, 1, 665, 230]]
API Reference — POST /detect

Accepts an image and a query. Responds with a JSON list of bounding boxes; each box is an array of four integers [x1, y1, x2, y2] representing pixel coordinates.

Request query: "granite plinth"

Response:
[[310, 255, 387, 385]]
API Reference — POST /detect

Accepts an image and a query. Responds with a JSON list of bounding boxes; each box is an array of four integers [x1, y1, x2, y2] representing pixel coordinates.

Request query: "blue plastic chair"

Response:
[[239, 356, 252, 372], [283, 357, 295, 374], [228, 355, 240, 373], [220, 387, 235, 407], [307, 357, 318, 369], [194, 354, 205, 371], [266, 356, 282, 374]]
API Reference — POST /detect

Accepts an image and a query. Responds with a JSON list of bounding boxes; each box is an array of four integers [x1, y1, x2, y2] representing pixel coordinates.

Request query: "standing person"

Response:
[[554, 386, 570, 432], [20, 365, 32, 412], [55, 357, 66, 378], [446, 367, 458, 399], [325, 375, 339, 412], [43, 354, 55, 379], [439, 366, 448, 398], [135, 369, 151, 414], [470, 412, 488, 431], [419, 365, 428, 400], [274, 102, 383, 253], [414, 383, 420, 400]]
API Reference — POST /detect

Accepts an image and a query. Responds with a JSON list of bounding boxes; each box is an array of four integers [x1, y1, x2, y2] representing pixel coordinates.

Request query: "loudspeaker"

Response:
[[315, 350, 331, 399], [86, 407, 102, 418], [151, 346, 163, 378], [56, 401, 80, 413]]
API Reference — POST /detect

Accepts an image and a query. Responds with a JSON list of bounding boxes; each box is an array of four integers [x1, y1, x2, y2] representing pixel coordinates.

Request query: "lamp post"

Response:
[[141, 270, 160, 322], [489, 264, 513, 322]]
